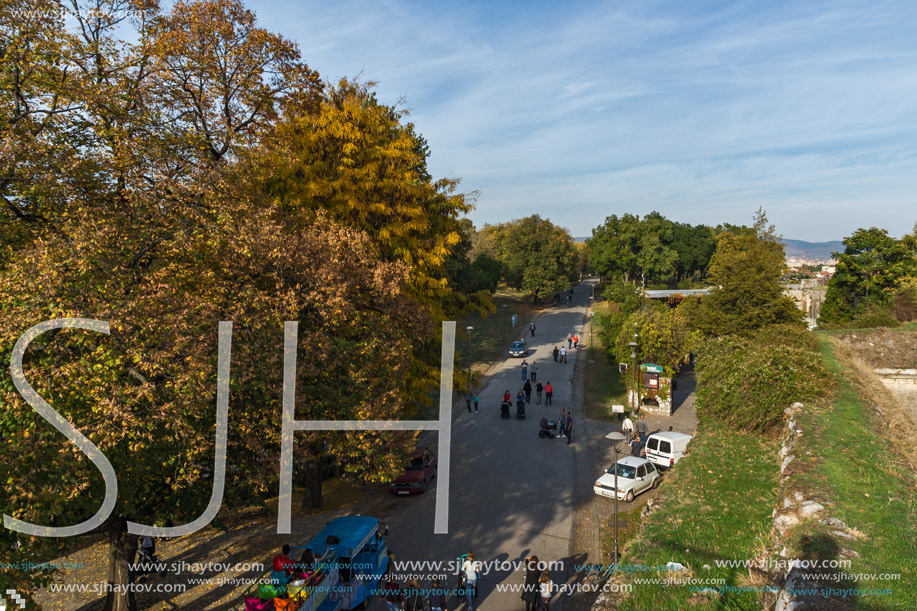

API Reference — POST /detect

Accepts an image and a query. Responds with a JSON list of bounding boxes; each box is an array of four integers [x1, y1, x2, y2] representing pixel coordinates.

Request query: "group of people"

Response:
[[521, 555, 555, 611], [271, 543, 332, 587], [383, 551, 481, 611], [620, 414, 649, 444], [382, 576, 446, 611], [520, 360, 538, 382], [551, 288, 575, 306], [506, 380, 554, 407], [556, 409, 573, 444]]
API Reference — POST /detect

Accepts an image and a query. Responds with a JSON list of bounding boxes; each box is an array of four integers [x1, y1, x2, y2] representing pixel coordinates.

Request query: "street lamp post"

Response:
[[589, 296, 595, 363], [628, 325, 638, 412], [466, 326, 474, 392], [605, 431, 625, 564]]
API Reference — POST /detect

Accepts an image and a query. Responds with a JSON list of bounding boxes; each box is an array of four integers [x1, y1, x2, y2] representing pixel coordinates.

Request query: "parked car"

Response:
[[644, 431, 693, 470], [389, 448, 437, 495], [508, 340, 528, 357], [593, 456, 660, 502]]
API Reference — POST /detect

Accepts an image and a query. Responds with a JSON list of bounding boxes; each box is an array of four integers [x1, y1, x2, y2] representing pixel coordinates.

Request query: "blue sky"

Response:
[[245, 0, 917, 241]]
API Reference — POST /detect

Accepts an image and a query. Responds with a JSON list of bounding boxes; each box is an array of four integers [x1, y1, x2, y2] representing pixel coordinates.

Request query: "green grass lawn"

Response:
[[583, 319, 629, 422], [615, 426, 780, 610], [782, 338, 917, 609], [457, 292, 536, 377]]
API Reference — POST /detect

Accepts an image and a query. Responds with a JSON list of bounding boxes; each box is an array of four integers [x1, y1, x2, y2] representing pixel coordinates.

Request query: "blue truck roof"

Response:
[[304, 515, 379, 557]]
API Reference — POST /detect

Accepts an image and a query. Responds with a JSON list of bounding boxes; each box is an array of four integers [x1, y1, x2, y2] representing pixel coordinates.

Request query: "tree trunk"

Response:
[[102, 517, 136, 611], [300, 459, 324, 510]]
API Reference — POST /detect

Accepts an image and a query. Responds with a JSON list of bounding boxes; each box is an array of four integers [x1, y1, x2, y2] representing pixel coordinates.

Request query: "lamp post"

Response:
[[628, 325, 638, 412], [589, 296, 595, 363], [605, 431, 625, 565], [466, 326, 474, 392], [501, 304, 508, 347]]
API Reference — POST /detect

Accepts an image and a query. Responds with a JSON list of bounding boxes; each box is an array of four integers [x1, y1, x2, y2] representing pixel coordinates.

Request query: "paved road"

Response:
[[363, 281, 597, 610]]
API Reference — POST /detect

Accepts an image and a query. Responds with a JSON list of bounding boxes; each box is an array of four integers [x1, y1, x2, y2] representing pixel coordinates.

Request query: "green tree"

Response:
[[483, 215, 579, 301], [587, 212, 714, 287], [818, 227, 917, 326], [614, 303, 701, 380], [596, 278, 643, 362], [684, 209, 803, 336], [587, 213, 641, 282]]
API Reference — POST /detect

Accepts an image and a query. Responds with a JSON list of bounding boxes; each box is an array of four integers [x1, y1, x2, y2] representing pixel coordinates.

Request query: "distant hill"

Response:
[[782, 239, 843, 260]]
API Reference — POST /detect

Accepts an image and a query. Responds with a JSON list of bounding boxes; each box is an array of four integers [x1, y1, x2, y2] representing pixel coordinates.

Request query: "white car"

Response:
[[593, 456, 660, 502]]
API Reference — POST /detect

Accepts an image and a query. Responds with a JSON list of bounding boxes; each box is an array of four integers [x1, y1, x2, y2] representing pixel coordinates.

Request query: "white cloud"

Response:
[[247, 0, 917, 240]]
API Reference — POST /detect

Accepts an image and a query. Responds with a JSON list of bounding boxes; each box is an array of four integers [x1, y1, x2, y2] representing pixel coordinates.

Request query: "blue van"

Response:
[[295, 516, 390, 611], [233, 515, 389, 611]]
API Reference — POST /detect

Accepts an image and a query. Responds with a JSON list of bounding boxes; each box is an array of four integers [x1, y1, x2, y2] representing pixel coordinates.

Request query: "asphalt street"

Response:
[[367, 281, 598, 610]]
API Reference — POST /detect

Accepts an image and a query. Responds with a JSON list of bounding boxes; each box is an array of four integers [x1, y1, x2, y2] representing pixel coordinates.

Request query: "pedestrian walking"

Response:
[[404, 579, 424, 611], [557, 409, 566, 438], [465, 391, 473, 413], [559, 346, 567, 364], [552, 347, 559, 363], [383, 576, 405, 611], [573, 334, 579, 349], [567, 332, 572, 348], [521, 555, 541, 611], [636, 414, 648, 443], [621, 414, 634, 443], [473, 393, 479, 413], [535, 381, 543, 405], [461, 552, 481, 611], [523, 380, 532, 403], [428, 579, 447, 611], [545, 382, 553, 405], [539, 570, 554, 611], [565, 412, 573, 444], [530, 321, 536, 337], [521, 359, 528, 382], [530, 364, 538, 382]]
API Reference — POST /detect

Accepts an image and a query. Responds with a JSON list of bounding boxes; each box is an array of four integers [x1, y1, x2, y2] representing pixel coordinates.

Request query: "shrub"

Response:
[[695, 328, 831, 432]]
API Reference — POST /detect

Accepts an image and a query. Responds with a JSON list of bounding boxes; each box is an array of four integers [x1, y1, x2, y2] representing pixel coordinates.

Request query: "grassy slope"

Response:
[[784, 338, 917, 609], [608, 333, 917, 610], [615, 427, 780, 610]]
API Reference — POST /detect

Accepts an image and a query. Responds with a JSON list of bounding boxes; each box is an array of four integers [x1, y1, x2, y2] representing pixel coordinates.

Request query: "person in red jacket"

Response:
[[382, 576, 405, 611], [503, 390, 511, 403], [272, 544, 295, 582], [544, 382, 553, 406]]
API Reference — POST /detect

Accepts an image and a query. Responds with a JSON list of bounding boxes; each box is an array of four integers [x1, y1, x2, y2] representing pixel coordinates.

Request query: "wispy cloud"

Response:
[[248, 0, 917, 241]]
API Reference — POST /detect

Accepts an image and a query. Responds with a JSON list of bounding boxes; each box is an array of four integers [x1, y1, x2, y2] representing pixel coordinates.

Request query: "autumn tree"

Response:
[[0, 2, 376, 610], [614, 303, 701, 394], [259, 79, 492, 431]]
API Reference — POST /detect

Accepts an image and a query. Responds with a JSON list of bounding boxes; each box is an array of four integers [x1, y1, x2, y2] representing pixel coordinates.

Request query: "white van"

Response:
[[644, 431, 692, 469]]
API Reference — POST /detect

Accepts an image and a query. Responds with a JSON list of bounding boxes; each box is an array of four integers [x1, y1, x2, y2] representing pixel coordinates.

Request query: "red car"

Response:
[[388, 448, 437, 495]]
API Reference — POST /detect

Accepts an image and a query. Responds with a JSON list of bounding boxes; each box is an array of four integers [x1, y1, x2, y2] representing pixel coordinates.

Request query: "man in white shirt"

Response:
[[621, 415, 634, 443]]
